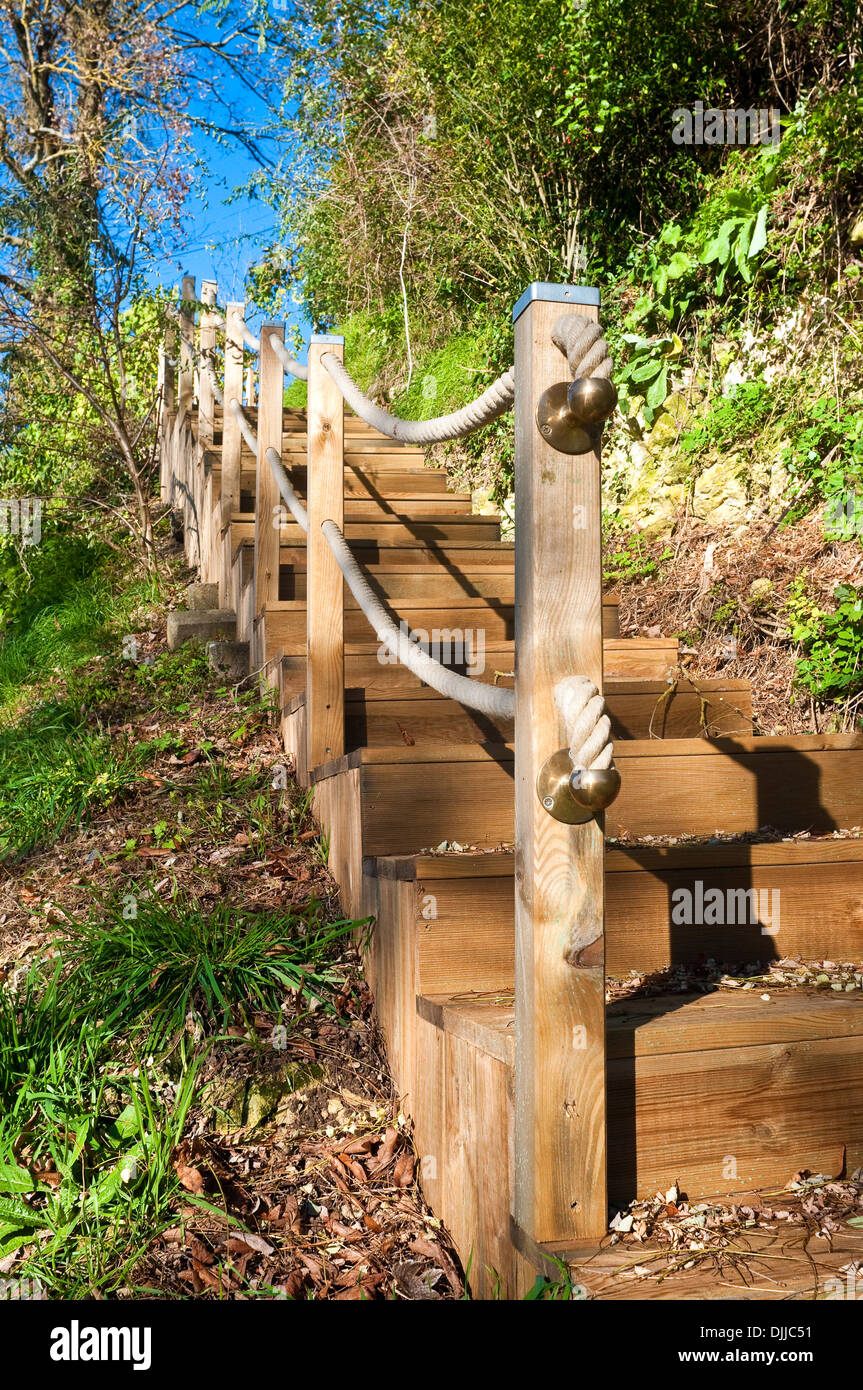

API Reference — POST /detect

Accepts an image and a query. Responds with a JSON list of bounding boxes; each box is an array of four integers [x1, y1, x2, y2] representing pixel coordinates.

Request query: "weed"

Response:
[[61, 895, 363, 1052]]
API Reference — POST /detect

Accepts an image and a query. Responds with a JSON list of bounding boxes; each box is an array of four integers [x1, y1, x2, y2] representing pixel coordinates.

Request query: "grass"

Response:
[[0, 716, 146, 860], [60, 896, 361, 1053], [0, 1003, 199, 1292], [0, 534, 375, 1295], [0, 559, 162, 861]]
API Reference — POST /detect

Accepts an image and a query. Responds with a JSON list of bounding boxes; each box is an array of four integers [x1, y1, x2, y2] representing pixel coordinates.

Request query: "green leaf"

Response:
[[628, 358, 661, 384], [665, 252, 691, 280], [0, 1226, 33, 1258], [0, 1195, 47, 1229], [645, 363, 668, 410], [0, 1162, 35, 1194], [748, 204, 768, 258], [702, 219, 736, 266]]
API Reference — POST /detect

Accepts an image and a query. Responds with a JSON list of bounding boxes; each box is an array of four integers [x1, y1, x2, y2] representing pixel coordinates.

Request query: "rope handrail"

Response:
[[320, 353, 515, 444], [269, 332, 308, 381], [552, 315, 613, 380], [241, 324, 260, 352], [264, 446, 515, 720], [229, 398, 259, 456]]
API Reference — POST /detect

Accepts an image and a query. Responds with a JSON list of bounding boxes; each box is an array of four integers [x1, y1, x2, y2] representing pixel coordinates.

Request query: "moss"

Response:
[[202, 1060, 325, 1134]]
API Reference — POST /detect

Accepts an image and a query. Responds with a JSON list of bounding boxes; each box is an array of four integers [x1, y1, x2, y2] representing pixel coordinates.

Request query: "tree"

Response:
[[0, 0, 285, 579]]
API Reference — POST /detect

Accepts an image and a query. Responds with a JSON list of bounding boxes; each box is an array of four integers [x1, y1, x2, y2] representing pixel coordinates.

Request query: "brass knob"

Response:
[[566, 376, 618, 427], [535, 377, 618, 454], [568, 765, 621, 815], [536, 749, 621, 824]]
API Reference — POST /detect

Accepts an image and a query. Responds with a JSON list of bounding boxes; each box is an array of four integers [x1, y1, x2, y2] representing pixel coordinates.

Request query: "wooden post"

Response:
[[177, 273, 196, 418], [198, 279, 218, 583], [306, 335, 345, 771], [512, 283, 607, 1249], [219, 302, 245, 607], [253, 323, 285, 669], [159, 327, 176, 504], [177, 274, 196, 561], [198, 280, 217, 447]]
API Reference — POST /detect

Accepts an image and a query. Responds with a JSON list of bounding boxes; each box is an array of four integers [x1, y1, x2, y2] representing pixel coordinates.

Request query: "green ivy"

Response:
[[787, 580, 863, 703]]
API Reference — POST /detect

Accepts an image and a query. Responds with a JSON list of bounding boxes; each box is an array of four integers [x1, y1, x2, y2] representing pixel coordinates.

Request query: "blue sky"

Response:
[[146, 20, 311, 352]]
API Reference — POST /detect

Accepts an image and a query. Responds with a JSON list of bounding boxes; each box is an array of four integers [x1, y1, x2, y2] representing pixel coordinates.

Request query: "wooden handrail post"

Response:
[[198, 279, 217, 448], [177, 273, 196, 561], [253, 322, 285, 670], [177, 273, 196, 419], [306, 334, 345, 771], [219, 302, 245, 607], [158, 324, 176, 504], [512, 283, 608, 1249], [198, 279, 218, 581]]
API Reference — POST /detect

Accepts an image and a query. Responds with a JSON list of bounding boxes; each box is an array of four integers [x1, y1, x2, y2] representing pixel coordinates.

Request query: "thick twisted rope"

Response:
[[268, 332, 308, 381], [321, 353, 515, 444], [263, 447, 515, 720], [229, 398, 259, 456], [552, 315, 613, 380], [554, 675, 614, 774]]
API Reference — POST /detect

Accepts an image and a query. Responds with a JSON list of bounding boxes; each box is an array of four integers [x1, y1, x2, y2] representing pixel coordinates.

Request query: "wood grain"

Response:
[[219, 302, 245, 606], [513, 291, 607, 1244], [252, 324, 285, 664], [306, 339, 346, 767]]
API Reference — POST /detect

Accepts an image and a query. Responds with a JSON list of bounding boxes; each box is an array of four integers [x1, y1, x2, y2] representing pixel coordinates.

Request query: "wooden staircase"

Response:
[[183, 373, 863, 1297]]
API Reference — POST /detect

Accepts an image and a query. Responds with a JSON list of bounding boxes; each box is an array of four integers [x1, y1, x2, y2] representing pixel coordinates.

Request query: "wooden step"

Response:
[[355, 842, 863, 1296], [282, 570, 517, 605], [606, 676, 752, 738], [271, 581, 617, 633], [226, 466, 460, 500], [230, 515, 502, 546], [233, 539, 517, 592], [216, 407, 410, 443], [241, 444, 433, 466], [310, 734, 863, 862], [294, 465, 453, 497], [239, 491, 474, 518], [279, 636, 659, 701], [266, 599, 515, 652], [364, 838, 863, 986], [343, 675, 751, 746], [415, 986, 863, 1223], [279, 538, 515, 569], [281, 650, 517, 701]]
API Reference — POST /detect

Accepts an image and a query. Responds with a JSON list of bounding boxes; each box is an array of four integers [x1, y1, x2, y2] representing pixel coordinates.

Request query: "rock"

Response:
[[208, 640, 249, 681], [186, 582, 219, 611], [202, 1060, 324, 1134], [850, 214, 863, 247], [749, 577, 773, 600], [166, 608, 236, 650]]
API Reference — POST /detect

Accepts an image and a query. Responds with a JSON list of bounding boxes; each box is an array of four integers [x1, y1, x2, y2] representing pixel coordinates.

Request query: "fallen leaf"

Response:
[[393, 1260, 443, 1300]]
